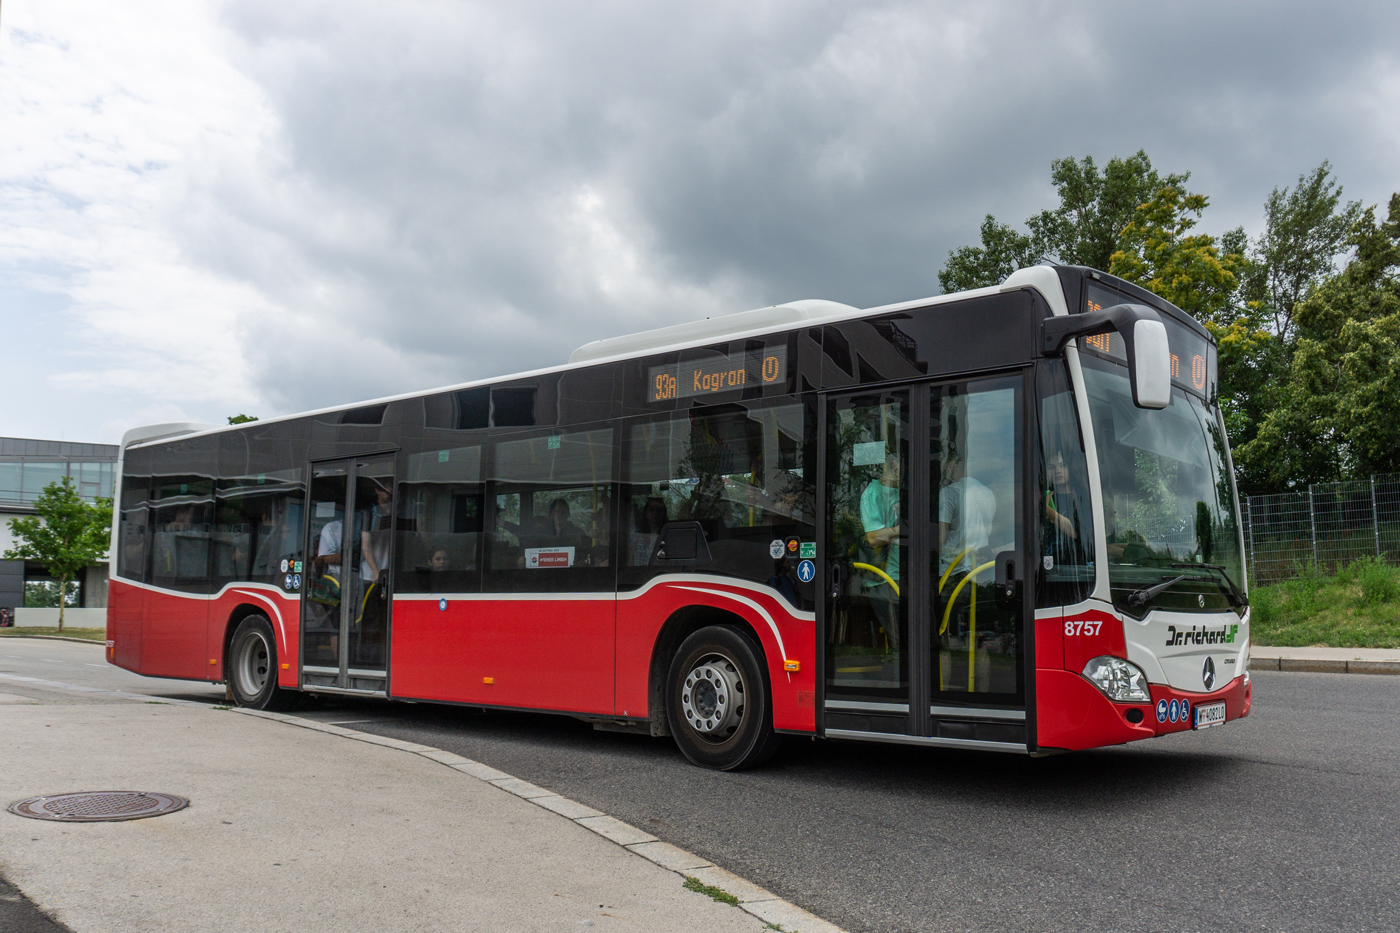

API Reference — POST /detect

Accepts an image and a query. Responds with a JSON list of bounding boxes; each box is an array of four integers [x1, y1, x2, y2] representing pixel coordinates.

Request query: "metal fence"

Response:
[[1242, 473, 1400, 584]]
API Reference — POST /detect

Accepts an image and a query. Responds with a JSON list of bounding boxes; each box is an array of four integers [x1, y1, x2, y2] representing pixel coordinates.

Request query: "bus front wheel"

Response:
[[666, 625, 781, 771], [228, 615, 296, 711]]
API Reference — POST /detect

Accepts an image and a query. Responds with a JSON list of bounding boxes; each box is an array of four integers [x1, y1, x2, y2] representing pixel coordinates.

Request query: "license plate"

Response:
[[1194, 702, 1226, 729]]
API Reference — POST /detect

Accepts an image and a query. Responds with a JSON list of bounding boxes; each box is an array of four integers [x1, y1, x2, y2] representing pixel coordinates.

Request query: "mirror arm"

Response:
[[1041, 304, 1155, 356], [1040, 302, 1172, 410]]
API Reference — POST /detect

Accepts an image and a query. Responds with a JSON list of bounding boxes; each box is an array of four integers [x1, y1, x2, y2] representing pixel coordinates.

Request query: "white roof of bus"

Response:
[[124, 282, 1012, 450]]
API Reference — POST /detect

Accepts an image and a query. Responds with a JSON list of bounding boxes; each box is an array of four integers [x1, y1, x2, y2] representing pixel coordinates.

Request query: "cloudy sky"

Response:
[[2, 1, 1397, 443]]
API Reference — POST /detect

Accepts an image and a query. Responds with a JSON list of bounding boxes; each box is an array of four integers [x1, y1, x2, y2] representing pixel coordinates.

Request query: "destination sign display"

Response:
[[648, 348, 787, 402], [1082, 282, 1213, 397]]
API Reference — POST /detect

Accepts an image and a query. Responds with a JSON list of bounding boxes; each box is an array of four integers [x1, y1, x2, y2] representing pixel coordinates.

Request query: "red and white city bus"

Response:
[[107, 265, 1251, 769]]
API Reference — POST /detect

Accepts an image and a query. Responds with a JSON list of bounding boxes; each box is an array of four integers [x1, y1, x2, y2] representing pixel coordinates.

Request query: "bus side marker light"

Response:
[[209, 659, 217, 665], [483, 677, 494, 685], [784, 660, 800, 672], [281, 663, 290, 670]]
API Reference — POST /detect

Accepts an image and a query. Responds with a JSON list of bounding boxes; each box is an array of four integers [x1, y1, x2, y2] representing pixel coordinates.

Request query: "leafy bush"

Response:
[[1248, 584, 1280, 627], [1356, 556, 1399, 605], [1248, 559, 1400, 648]]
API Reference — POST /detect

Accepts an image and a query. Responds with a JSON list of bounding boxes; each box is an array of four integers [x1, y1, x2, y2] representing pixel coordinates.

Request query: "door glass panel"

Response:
[[303, 465, 348, 670], [347, 455, 395, 671], [826, 390, 909, 701], [932, 377, 1023, 700]]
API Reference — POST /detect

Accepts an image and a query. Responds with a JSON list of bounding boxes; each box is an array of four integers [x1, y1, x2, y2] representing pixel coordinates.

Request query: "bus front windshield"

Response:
[[1080, 356, 1245, 617]]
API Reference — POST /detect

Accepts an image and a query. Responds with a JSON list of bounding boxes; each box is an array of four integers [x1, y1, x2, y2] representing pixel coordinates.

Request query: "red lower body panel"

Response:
[[110, 575, 818, 731], [106, 579, 143, 671], [391, 597, 615, 714], [107, 579, 299, 687]]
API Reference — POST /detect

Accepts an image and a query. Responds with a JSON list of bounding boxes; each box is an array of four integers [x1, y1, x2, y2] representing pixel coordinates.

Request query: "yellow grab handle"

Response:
[[938, 547, 976, 593], [852, 562, 900, 597], [938, 560, 995, 636]]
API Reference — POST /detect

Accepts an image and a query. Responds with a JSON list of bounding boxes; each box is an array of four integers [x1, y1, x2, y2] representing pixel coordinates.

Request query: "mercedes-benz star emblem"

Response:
[[1202, 656, 1216, 690]]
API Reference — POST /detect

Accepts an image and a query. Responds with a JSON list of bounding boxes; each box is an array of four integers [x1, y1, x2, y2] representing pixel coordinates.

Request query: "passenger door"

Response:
[[823, 388, 913, 733], [823, 374, 1028, 745], [300, 453, 396, 694]]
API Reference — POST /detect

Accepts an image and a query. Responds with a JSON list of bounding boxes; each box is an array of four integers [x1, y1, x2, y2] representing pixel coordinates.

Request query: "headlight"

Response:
[[1082, 656, 1151, 702]]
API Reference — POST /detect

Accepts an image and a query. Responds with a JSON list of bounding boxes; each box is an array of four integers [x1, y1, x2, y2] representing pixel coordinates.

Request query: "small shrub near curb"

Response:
[[683, 876, 739, 906], [1250, 557, 1400, 648]]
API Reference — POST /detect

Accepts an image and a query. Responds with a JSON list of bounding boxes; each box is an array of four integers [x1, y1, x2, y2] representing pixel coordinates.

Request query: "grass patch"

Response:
[[0, 626, 105, 641], [1251, 556, 1400, 648], [683, 876, 740, 906]]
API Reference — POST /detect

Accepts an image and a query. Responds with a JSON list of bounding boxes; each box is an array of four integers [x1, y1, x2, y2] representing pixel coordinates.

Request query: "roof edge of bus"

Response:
[[120, 282, 1008, 450], [567, 299, 861, 365], [121, 422, 221, 450]]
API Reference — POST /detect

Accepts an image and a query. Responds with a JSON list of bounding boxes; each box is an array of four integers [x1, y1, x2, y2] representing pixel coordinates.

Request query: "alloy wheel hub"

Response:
[[681, 657, 744, 737]]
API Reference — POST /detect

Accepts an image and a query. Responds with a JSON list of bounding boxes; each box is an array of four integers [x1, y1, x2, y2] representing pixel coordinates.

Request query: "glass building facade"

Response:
[[0, 437, 119, 507]]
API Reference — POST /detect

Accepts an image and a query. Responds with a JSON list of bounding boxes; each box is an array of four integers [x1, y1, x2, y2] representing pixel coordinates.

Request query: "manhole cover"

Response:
[[7, 791, 189, 823]]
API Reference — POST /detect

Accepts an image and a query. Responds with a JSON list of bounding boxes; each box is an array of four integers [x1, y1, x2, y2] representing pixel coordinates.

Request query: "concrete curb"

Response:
[[0, 633, 105, 645], [1250, 657, 1400, 674], [234, 707, 847, 933]]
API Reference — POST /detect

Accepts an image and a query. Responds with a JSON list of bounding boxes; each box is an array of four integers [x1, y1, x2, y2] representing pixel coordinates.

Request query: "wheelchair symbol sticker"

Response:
[[797, 559, 816, 583]]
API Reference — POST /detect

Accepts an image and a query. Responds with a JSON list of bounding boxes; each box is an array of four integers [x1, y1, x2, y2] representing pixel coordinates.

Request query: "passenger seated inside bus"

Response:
[[587, 494, 611, 566], [628, 497, 669, 565]]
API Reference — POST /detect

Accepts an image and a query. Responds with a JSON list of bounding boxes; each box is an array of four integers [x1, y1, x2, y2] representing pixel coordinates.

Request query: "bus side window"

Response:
[[484, 427, 614, 593], [396, 445, 483, 595], [118, 466, 152, 584], [212, 471, 305, 591], [149, 475, 214, 594], [620, 401, 816, 608]]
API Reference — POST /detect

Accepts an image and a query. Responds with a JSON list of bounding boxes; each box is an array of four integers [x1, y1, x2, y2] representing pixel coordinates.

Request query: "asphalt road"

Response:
[[3, 637, 1397, 933]]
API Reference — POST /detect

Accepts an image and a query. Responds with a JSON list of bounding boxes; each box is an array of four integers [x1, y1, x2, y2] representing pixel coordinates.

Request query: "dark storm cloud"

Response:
[[192, 0, 1398, 417]]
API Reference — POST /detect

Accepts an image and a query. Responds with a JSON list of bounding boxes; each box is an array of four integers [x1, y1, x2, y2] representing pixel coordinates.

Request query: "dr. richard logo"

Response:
[[1165, 623, 1238, 646]]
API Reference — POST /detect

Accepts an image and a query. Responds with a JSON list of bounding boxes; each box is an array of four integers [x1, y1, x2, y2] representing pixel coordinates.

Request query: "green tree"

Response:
[[938, 150, 1185, 292], [1224, 163, 1359, 491], [1026, 151, 1188, 272], [1236, 194, 1400, 487], [1108, 184, 1246, 324], [937, 215, 1036, 294], [227, 414, 259, 424], [1241, 162, 1361, 344], [4, 477, 113, 631]]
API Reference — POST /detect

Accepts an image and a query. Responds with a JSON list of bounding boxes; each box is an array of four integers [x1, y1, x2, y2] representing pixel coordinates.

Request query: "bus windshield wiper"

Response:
[[1126, 574, 1201, 608], [1171, 562, 1246, 607]]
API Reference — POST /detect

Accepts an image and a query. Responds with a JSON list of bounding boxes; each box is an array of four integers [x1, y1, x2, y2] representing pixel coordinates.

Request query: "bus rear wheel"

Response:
[[228, 615, 296, 711], [666, 625, 781, 771]]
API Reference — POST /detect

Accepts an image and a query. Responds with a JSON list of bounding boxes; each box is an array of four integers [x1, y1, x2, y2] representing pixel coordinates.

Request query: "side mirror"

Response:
[[1042, 303, 1171, 409]]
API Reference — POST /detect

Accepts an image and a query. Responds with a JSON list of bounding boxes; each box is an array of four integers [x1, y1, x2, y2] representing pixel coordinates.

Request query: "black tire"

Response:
[[227, 615, 296, 711], [666, 625, 782, 771]]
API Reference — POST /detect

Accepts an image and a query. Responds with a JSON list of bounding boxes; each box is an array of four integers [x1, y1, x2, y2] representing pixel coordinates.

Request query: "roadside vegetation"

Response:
[[0, 626, 105, 641], [1250, 556, 1400, 648]]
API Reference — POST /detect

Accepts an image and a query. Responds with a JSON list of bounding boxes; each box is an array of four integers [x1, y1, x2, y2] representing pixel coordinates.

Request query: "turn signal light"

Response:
[[483, 677, 494, 685], [783, 660, 800, 672]]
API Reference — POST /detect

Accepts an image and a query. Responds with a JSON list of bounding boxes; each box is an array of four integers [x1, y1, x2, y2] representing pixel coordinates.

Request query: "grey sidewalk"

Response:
[[0, 684, 838, 933], [1251, 645, 1400, 674]]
